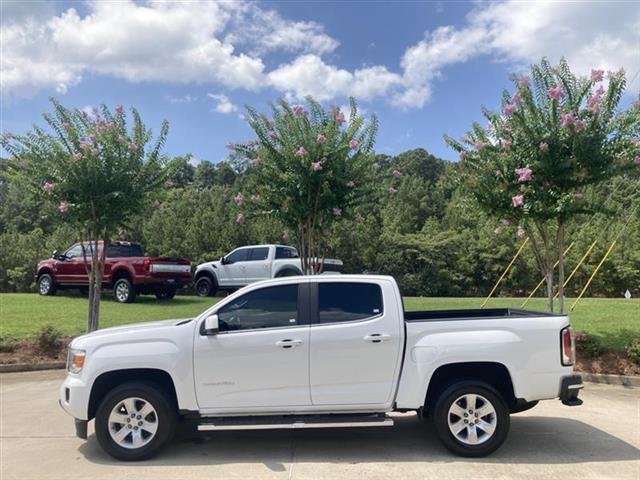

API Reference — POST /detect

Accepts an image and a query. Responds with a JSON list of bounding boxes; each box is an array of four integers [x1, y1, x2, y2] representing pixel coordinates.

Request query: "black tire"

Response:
[[113, 277, 136, 303], [195, 276, 216, 297], [95, 381, 177, 461], [155, 287, 176, 300], [275, 269, 302, 277], [37, 273, 57, 296], [432, 381, 510, 457]]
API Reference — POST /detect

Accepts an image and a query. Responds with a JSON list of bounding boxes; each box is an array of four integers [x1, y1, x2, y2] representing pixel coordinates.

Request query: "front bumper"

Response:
[[59, 374, 91, 420], [559, 374, 584, 406]]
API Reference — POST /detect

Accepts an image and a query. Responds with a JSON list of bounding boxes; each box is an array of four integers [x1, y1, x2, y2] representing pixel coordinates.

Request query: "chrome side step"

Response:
[[198, 413, 394, 431]]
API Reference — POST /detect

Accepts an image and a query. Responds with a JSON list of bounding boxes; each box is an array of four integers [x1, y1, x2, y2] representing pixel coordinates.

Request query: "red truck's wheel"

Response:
[[155, 287, 176, 300], [114, 278, 136, 303], [37, 274, 57, 296]]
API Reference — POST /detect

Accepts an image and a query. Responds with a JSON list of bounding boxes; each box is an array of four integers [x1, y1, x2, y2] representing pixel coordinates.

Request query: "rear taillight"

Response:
[[561, 326, 575, 366], [143, 258, 152, 272]]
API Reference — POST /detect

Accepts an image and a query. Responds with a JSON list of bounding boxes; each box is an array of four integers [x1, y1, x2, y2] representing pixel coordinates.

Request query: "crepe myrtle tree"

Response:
[[1, 98, 170, 331], [232, 97, 379, 274], [445, 58, 640, 313]]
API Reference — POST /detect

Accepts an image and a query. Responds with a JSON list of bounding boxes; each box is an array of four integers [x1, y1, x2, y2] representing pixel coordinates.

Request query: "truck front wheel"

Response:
[[95, 382, 177, 461], [432, 381, 509, 457], [195, 276, 216, 297], [37, 274, 57, 296]]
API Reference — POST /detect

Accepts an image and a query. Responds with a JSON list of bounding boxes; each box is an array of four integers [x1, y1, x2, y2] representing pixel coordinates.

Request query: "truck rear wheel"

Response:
[[432, 381, 509, 457], [113, 278, 136, 303], [155, 287, 176, 300], [37, 274, 57, 296], [95, 382, 177, 461]]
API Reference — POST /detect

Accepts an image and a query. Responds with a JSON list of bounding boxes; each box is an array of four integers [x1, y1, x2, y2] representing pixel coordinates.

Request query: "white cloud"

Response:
[[164, 94, 198, 104], [207, 93, 237, 114]]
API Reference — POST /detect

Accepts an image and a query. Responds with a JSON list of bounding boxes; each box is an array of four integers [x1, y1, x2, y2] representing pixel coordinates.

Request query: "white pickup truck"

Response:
[[193, 244, 342, 296], [59, 275, 582, 461]]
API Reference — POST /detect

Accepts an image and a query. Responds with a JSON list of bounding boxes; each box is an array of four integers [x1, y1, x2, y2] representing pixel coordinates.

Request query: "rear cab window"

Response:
[[316, 282, 383, 324], [276, 247, 299, 259]]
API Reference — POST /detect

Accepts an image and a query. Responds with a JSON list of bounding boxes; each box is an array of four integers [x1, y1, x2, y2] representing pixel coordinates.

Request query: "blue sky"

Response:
[[2, 1, 638, 163]]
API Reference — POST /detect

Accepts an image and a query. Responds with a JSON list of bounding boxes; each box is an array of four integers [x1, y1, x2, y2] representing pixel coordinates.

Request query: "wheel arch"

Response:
[[111, 267, 134, 285], [274, 266, 303, 277], [36, 267, 53, 279], [424, 362, 517, 414], [88, 368, 179, 420], [195, 267, 217, 284]]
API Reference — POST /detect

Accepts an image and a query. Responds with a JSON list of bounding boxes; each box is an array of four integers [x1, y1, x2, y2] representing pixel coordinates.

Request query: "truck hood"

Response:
[[70, 318, 193, 349]]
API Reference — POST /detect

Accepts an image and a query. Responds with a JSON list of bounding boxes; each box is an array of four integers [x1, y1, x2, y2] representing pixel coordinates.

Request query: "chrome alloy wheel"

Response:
[[115, 282, 129, 302], [39, 276, 51, 294], [108, 397, 158, 449], [447, 393, 497, 445]]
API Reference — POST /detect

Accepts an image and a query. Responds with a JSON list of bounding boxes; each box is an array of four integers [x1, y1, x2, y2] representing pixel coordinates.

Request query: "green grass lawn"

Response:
[[1, 293, 638, 351]]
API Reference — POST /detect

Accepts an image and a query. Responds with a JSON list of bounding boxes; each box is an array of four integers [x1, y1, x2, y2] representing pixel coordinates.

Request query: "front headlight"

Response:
[[67, 348, 86, 374]]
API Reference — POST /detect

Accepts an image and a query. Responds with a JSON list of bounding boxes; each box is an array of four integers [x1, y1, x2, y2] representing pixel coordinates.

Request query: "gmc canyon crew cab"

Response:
[[36, 241, 192, 303], [193, 244, 342, 296], [59, 275, 582, 461]]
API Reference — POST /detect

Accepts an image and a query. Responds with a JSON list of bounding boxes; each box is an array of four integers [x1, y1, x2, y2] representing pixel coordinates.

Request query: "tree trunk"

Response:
[[545, 267, 554, 313], [557, 220, 565, 314]]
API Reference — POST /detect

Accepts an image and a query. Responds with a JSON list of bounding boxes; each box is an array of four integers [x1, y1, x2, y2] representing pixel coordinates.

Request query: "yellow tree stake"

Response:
[[481, 238, 529, 308], [521, 241, 575, 308], [553, 240, 598, 299], [570, 240, 617, 312]]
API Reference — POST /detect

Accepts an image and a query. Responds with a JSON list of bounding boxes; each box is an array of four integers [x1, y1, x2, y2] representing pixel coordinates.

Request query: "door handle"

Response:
[[276, 339, 303, 349], [363, 333, 391, 343]]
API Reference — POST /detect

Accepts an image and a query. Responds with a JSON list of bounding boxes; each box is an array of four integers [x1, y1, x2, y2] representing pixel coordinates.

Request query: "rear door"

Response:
[[309, 279, 403, 406], [244, 247, 271, 283], [193, 281, 311, 411]]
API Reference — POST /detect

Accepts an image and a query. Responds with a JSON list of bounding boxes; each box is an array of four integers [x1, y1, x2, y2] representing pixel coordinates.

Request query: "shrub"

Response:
[[574, 332, 605, 359], [35, 325, 64, 355], [0, 335, 18, 353], [626, 338, 640, 365]]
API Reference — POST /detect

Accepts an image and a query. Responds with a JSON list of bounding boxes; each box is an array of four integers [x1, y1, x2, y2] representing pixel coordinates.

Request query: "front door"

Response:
[[194, 281, 311, 411], [56, 244, 87, 284], [218, 247, 250, 287], [309, 280, 402, 406]]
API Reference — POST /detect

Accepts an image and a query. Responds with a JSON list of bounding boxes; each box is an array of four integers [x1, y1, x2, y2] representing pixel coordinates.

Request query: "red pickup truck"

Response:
[[35, 241, 192, 303]]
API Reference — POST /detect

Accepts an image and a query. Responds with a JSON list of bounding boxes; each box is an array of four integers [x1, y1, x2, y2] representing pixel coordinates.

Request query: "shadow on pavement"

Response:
[[78, 414, 639, 469]]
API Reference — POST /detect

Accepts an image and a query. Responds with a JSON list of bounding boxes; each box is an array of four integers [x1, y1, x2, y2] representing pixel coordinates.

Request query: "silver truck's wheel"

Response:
[[108, 397, 159, 449], [447, 393, 497, 445], [95, 382, 176, 461]]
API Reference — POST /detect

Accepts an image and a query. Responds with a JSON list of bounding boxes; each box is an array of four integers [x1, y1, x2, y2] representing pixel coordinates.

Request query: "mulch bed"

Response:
[[2, 337, 639, 377]]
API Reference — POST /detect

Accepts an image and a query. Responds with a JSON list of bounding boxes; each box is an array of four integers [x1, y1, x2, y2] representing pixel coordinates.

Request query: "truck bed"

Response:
[[404, 308, 557, 322]]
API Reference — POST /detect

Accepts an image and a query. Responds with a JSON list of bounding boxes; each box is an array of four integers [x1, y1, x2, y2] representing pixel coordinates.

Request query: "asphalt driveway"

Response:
[[1, 370, 638, 479]]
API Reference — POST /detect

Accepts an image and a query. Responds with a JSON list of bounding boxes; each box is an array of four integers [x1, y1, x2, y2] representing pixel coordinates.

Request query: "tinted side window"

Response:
[[249, 247, 269, 261], [226, 249, 249, 263], [318, 282, 383, 324], [64, 245, 83, 258], [276, 247, 299, 259], [218, 285, 298, 332]]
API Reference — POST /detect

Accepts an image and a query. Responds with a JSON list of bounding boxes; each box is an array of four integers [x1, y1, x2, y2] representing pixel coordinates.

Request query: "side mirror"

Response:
[[52, 250, 59, 259], [203, 314, 219, 335], [220, 256, 229, 265]]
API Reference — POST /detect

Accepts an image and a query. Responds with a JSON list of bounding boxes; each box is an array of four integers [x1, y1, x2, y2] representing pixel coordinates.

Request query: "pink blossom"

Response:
[[268, 131, 277, 140], [346, 180, 355, 188], [91, 148, 99, 155], [511, 92, 522, 107], [236, 213, 245, 225], [246, 139, 258, 147], [72, 152, 82, 161], [42, 182, 55, 192], [292, 105, 306, 116], [250, 194, 260, 202], [459, 151, 466, 160], [515, 167, 533, 182], [517, 76, 530, 88], [128, 143, 138, 151], [474, 141, 484, 151], [80, 141, 90, 152], [590, 69, 604, 82], [587, 95, 601, 113], [311, 162, 323, 171], [574, 119, 587, 131], [334, 109, 345, 126], [511, 194, 524, 207], [63, 122, 71, 131], [349, 139, 359, 150], [317, 133, 326, 144], [631, 137, 638, 145], [388, 186, 398, 195], [634, 99, 640, 108], [226, 141, 235, 149], [503, 103, 516, 116], [251, 157, 261, 167], [295, 146, 307, 157], [516, 228, 526, 238], [332, 207, 342, 217], [282, 230, 289, 242], [595, 85, 605, 96], [500, 218, 511, 226], [560, 113, 574, 127], [502, 139, 512, 149], [58, 201, 69, 213], [392, 169, 402, 178], [547, 85, 564, 100], [89, 134, 97, 142], [574, 192, 584, 199], [635, 156, 640, 165], [234, 192, 244, 206], [115, 105, 124, 115], [539, 142, 549, 152]]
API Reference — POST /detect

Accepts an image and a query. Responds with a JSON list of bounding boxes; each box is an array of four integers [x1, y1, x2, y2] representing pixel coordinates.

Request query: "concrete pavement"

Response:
[[1, 369, 638, 480]]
